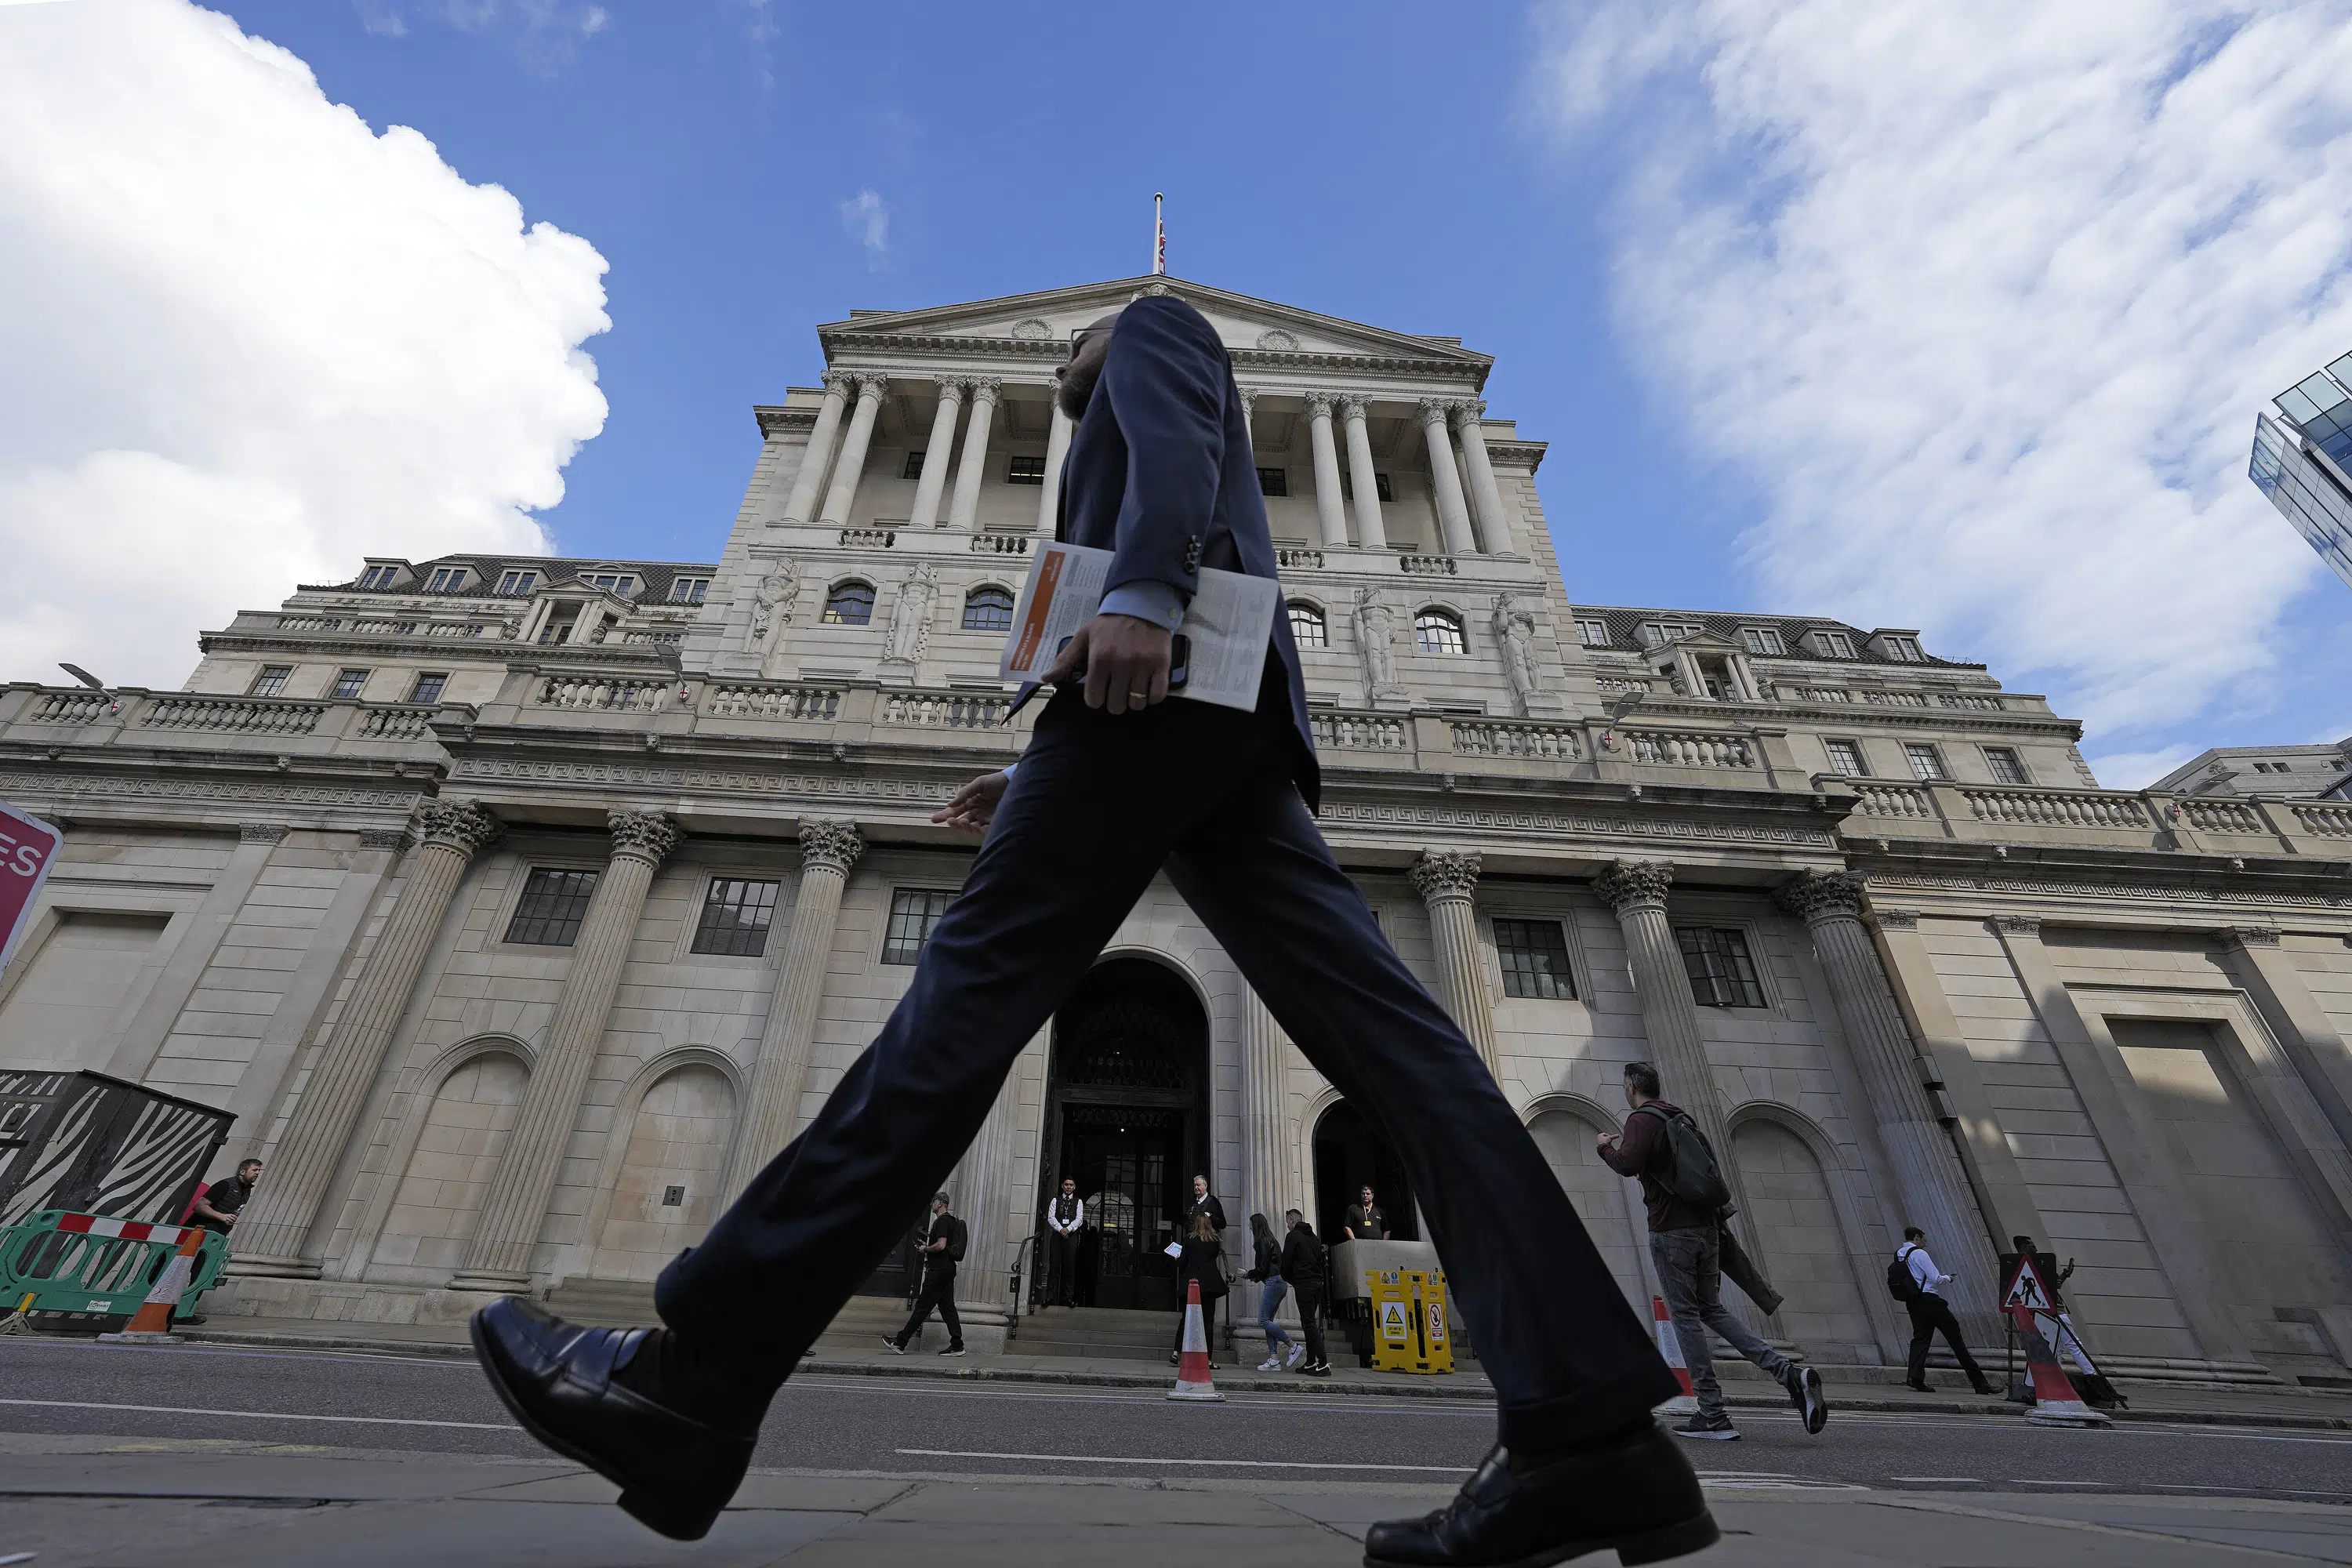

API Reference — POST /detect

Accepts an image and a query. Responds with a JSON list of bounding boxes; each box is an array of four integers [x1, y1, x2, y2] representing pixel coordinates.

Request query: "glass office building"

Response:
[[2251, 356, 2352, 592]]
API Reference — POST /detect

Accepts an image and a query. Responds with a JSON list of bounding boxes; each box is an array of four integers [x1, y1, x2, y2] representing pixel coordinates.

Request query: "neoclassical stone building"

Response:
[[4, 276, 2351, 1381]]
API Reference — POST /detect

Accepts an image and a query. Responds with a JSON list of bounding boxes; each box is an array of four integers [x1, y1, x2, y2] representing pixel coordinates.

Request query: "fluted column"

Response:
[[1592, 859, 1758, 1259], [815, 374, 888, 528], [777, 370, 851, 527], [720, 820, 866, 1203], [1417, 399, 1476, 556], [232, 802, 502, 1276], [1410, 849, 1501, 1076], [1339, 397, 1388, 551], [946, 377, 1000, 533], [453, 809, 682, 1291], [949, 1047, 1027, 1328], [1237, 388, 1259, 454], [1779, 873, 2000, 1333], [911, 379, 964, 529], [1305, 394, 1349, 550], [1036, 400, 1074, 534], [1450, 400, 1516, 556], [1241, 985, 1297, 1228]]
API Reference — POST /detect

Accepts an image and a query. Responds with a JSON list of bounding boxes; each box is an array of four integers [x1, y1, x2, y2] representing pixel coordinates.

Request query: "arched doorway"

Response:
[[1312, 1100, 1417, 1245], [1040, 957, 1209, 1311]]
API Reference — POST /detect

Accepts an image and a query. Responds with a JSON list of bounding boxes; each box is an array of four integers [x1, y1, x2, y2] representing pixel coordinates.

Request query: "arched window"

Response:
[[962, 585, 1015, 633], [822, 580, 875, 626], [1286, 600, 1327, 648], [1414, 607, 1465, 654]]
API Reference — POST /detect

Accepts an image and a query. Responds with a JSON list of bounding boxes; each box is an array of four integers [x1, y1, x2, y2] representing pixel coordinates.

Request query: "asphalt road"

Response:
[[4, 1334, 2350, 1504]]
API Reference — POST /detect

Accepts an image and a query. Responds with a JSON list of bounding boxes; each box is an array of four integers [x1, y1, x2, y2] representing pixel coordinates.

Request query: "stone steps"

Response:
[[1005, 1304, 1193, 1363]]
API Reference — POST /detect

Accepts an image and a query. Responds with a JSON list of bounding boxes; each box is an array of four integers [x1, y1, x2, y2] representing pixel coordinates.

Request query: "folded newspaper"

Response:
[[998, 542, 1279, 712]]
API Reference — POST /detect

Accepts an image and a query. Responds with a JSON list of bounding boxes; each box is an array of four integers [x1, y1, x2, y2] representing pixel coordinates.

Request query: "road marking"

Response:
[[1891, 1476, 1981, 1483], [2011, 1479, 2103, 1486], [0, 1397, 515, 1432], [898, 1449, 1467, 1472]]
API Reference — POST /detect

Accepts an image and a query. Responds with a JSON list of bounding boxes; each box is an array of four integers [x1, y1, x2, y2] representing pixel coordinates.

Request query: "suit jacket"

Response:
[[1054, 294, 1319, 809], [1189, 1194, 1228, 1234]]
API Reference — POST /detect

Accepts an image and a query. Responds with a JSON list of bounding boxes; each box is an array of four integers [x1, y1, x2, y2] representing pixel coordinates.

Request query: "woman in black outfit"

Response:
[[1167, 1212, 1229, 1364]]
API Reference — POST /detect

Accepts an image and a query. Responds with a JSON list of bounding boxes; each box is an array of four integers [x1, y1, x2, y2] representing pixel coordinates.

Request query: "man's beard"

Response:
[[1055, 361, 1101, 421]]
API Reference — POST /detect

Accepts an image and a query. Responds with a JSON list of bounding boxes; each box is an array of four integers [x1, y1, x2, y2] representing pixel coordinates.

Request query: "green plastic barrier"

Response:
[[0, 1210, 227, 1330]]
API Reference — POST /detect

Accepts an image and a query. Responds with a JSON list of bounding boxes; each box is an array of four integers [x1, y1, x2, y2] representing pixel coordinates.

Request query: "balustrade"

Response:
[[2176, 797, 2267, 835], [1450, 720, 1581, 761], [1276, 548, 1324, 570], [357, 707, 435, 739], [140, 695, 321, 735], [1962, 786, 2147, 830], [27, 692, 111, 724], [1861, 690, 1929, 706], [1794, 688, 1854, 703], [1620, 729, 1755, 768], [1850, 782, 1935, 819], [1310, 712, 1409, 751], [1399, 554, 1458, 575], [880, 691, 1010, 729], [838, 528, 896, 549], [1937, 693, 2004, 710], [276, 616, 341, 631], [532, 675, 665, 713], [621, 630, 684, 645], [2291, 801, 2352, 837], [1595, 677, 1651, 696], [702, 683, 842, 722], [970, 534, 1031, 555]]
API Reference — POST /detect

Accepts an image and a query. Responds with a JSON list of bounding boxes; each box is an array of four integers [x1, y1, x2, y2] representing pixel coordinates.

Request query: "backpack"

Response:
[[1632, 1105, 1732, 1212], [1888, 1244, 1922, 1303]]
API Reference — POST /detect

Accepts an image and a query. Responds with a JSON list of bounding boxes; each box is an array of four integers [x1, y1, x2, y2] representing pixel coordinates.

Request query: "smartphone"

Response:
[[1169, 633, 1191, 689]]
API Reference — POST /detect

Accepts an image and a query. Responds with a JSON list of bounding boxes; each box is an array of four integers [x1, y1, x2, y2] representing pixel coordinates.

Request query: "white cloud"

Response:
[[1533, 2, 2352, 748], [0, 0, 608, 691], [840, 188, 890, 265], [361, 2, 610, 73]]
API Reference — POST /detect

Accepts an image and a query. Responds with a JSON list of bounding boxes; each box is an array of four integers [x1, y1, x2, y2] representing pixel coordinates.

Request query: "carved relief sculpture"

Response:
[[1352, 586, 1406, 707], [746, 558, 800, 647], [1490, 593, 1544, 717], [883, 561, 938, 667]]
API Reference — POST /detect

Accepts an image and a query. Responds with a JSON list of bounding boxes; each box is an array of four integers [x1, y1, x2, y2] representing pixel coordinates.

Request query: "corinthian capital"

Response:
[[607, 809, 683, 867], [416, 800, 502, 858], [1338, 395, 1370, 421], [798, 818, 866, 875], [1303, 391, 1335, 419], [967, 377, 1002, 406], [1774, 870, 1867, 924], [1593, 858, 1675, 913], [1448, 398, 1488, 429], [820, 368, 855, 395], [1409, 848, 1483, 902], [854, 373, 892, 400], [932, 376, 969, 400], [1416, 397, 1452, 425]]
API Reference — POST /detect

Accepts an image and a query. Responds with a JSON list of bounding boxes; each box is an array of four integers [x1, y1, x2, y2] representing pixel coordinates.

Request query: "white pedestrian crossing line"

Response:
[[898, 1448, 1465, 1472], [0, 1396, 515, 1432]]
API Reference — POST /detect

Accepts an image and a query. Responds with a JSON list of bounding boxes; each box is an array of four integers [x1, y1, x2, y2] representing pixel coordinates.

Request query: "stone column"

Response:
[[777, 370, 851, 528], [1340, 397, 1388, 551], [1779, 873, 2001, 1333], [1036, 400, 1074, 534], [910, 378, 964, 529], [453, 809, 682, 1292], [1417, 399, 1476, 557], [1450, 400, 1517, 556], [1410, 849, 1501, 1076], [946, 377, 1001, 533], [721, 820, 866, 1203], [233, 803, 502, 1276], [2221, 926, 2352, 1147], [815, 374, 888, 529], [949, 1062, 1024, 1339], [1241, 985, 1296, 1228], [1592, 859, 1758, 1254], [1305, 394, 1349, 550], [1238, 388, 1259, 454]]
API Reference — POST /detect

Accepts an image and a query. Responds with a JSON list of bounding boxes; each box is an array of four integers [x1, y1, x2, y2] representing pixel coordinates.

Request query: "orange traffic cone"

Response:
[[1652, 1296, 1697, 1415], [2013, 1306, 2110, 1428], [1167, 1278, 1223, 1402], [98, 1225, 205, 1345]]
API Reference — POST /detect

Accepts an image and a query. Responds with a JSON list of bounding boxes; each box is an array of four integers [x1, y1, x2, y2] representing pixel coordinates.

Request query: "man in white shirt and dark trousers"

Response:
[[1897, 1226, 1993, 1394], [1044, 1178, 1083, 1308]]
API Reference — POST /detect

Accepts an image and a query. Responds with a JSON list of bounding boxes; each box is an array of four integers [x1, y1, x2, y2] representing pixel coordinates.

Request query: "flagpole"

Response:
[[1153, 192, 1166, 276]]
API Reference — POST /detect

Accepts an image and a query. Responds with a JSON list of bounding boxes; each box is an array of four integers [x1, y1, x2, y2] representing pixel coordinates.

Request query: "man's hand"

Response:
[[932, 770, 1009, 833], [1041, 612, 1172, 715]]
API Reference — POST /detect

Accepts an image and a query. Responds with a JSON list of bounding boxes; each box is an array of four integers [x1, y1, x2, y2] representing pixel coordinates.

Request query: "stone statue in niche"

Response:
[[1492, 593, 1544, 716], [884, 561, 938, 667], [1353, 586, 1406, 707], [746, 558, 799, 647]]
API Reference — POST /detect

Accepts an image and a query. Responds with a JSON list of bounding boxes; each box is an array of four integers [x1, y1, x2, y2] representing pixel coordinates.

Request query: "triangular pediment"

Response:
[[819, 276, 1490, 368]]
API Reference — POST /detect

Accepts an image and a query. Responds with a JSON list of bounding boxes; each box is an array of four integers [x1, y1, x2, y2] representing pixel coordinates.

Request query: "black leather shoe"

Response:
[[470, 1296, 754, 1541], [1363, 1422, 1716, 1566]]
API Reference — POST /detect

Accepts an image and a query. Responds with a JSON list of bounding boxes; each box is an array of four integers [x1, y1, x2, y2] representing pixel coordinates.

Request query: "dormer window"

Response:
[[426, 567, 467, 593], [583, 573, 637, 597], [1639, 621, 1702, 648], [359, 564, 402, 590], [1741, 628, 1785, 655], [1809, 630, 1857, 659], [1881, 635, 1923, 662], [498, 570, 539, 595], [670, 576, 710, 604], [1577, 619, 1610, 648]]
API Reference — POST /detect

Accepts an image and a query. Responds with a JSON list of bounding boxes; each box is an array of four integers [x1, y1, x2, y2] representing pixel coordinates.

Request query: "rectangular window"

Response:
[[427, 567, 464, 593], [1006, 455, 1047, 485], [902, 450, 927, 480], [360, 564, 401, 590], [1983, 746, 2028, 785], [1494, 918, 1577, 1000], [1640, 621, 1702, 648], [1814, 631, 1857, 659], [1742, 628, 1785, 655], [506, 868, 599, 946], [498, 570, 539, 595], [248, 666, 292, 698], [1882, 635, 1923, 662], [670, 576, 710, 604], [331, 668, 370, 701], [1905, 743, 1948, 781], [409, 671, 448, 705], [882, 888, 953, 964], [1823, 739, 1867, 777], [1256, 466, 1289, 497], [1577, 618, 1610, 647], [1338, 471, 1396, 503], [691, 877, 780, 957], [1677, 927, 1766, 1009]]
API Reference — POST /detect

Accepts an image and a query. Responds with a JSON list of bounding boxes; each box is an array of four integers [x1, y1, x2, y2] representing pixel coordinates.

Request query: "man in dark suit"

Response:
[[884, 1192, 965, 1356], [1187, 1174, 1226, 1236], [469, 293, 1714, 1565]]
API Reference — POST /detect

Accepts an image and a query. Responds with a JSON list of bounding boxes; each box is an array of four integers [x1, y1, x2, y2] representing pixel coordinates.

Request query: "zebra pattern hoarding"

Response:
[[0, 1071, 230, 1227]]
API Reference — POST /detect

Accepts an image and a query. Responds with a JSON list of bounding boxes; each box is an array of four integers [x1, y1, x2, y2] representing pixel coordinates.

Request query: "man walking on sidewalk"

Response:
[[1897, 1226, 1994, 1394], [884, 1194, 965, 1357], [1599, 1061, 1828, 1441]]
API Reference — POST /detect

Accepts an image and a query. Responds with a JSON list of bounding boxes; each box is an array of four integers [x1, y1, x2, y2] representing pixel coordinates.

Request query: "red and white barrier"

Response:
[[2013, 1307, 2109, 1428], [1167, 1279, 1223, 1403], [96, 1225, 206, 1345], [1652, 1295, 1698, 1415], [58, 1215, 193, 1245]]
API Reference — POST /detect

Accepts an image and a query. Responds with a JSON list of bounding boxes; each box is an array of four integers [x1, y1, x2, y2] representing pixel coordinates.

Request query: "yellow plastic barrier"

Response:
[[1365, 1266, 1454, 1374]]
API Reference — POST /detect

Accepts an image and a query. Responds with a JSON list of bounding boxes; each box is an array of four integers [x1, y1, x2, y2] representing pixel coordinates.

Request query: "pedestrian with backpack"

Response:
[[1599, 1062, 1828, 1440], [1892, 1227, 1994, 1394]]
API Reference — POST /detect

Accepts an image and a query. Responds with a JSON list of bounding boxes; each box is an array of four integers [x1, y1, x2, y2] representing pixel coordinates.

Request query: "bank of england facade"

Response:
[[5, 276, 2351, 1384]]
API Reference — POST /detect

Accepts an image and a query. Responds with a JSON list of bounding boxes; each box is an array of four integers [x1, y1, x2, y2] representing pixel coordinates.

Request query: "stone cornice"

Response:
[[818, 332, 1489, 384], [1485, 441, 1546, 473], [754, 405, 820, 438], [1613, 692, 2075, 740]]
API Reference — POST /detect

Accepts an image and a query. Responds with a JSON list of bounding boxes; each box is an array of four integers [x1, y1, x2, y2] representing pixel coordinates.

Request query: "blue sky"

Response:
[[5, 1, 2349, 783]]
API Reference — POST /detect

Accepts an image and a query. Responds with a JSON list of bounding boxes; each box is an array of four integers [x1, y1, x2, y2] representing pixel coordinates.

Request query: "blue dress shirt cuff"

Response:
[[1099, 581, 1186, 631]]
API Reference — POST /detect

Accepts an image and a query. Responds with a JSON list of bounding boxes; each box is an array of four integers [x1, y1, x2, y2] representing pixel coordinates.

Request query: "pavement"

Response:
[[6, 1332, 2352, 1564]]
